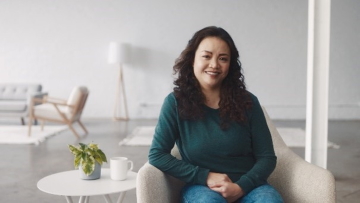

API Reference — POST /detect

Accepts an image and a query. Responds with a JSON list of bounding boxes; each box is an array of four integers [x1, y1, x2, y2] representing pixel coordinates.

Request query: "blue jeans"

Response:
[[181, 184, 283, 203]]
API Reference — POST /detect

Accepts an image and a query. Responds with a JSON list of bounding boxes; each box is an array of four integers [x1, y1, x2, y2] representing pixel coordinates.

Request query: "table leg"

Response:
[[103, 194, 113, 203], [79, 196, 87, 203], [116, 192, 126, 203], [64, 196, 73, 203]]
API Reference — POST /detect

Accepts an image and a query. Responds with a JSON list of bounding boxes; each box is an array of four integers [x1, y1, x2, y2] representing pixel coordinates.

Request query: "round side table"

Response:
[[37, 168, 137, 203]]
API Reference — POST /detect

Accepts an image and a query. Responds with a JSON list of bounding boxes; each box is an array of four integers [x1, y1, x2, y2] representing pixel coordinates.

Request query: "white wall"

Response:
[[0, 0, 359, 120]]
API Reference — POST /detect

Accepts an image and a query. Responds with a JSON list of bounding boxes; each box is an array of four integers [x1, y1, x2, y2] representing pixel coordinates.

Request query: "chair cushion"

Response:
[[66, 86, 88, 112], [67, 88, 82, 106], [0, 100, 27, 112], [34, 103, 71, 121]]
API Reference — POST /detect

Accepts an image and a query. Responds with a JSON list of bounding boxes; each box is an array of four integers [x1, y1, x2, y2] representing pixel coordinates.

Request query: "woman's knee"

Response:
[[181, 185, 227, 203], [240, 184, 284, 203]]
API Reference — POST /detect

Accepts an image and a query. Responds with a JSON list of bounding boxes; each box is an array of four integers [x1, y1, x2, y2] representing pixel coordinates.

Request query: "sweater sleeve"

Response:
[[148, 93, 210, 185], [235, 95, 277, 194]]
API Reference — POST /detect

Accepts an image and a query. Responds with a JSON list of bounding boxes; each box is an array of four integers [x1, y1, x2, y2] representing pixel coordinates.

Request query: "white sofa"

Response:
[[0, 84, 46, 124], [136, 107, 336, 203]]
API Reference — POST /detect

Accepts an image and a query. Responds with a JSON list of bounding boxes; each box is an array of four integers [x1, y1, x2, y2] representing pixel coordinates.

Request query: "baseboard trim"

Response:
[[264, 105, 360, 120]]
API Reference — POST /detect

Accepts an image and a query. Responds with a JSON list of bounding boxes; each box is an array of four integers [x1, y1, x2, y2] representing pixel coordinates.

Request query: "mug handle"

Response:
[[128, 160, 134, 171]]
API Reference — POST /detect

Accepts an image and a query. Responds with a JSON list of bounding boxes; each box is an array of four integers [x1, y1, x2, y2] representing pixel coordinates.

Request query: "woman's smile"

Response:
[[205, 70, 221, 76]]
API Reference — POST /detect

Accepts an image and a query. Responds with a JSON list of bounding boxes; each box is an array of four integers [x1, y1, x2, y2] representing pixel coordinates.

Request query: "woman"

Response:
[[149, 26, 283, 203]]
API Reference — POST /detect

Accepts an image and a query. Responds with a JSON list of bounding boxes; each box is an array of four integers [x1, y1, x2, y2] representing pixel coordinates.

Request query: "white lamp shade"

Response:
[[108, 42, 129, 64], [108, 42, 120, 64]]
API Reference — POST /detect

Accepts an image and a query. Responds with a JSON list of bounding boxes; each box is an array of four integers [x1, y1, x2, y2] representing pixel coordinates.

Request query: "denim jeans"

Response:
[[181, 184, 284, 203]]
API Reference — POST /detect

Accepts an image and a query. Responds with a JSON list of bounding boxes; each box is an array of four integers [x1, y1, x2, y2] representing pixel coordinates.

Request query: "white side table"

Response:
[[37, 168, 137, 203]]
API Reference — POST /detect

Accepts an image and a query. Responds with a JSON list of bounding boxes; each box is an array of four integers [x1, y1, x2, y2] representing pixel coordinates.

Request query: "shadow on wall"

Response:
[[128, 45, 174, 73], [121, 44, 174, 119]]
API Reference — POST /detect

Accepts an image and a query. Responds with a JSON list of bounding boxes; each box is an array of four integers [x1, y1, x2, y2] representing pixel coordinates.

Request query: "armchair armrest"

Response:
[[30, 97, 74, 117], [137, 162, 185, 203], [44, 96, 67, 104], [268, 148, 336, 203], [31, 96, 70, 107]]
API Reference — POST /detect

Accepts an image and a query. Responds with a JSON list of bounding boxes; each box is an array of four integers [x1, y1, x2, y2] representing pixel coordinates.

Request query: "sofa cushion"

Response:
[[0, 100, 27, 112], [0, 84, 42, 100]]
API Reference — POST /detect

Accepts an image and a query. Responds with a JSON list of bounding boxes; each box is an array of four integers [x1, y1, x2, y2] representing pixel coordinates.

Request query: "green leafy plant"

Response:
[[68, 142, 107, 176]]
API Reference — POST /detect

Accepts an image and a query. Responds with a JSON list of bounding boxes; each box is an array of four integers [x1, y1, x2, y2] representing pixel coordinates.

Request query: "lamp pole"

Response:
[[114, 62, 129, 120]]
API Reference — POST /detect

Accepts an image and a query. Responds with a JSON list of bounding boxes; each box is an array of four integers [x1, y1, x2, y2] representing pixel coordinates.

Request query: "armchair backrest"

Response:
[[262, 107, 335, 203], [66, 86, 89, 120]]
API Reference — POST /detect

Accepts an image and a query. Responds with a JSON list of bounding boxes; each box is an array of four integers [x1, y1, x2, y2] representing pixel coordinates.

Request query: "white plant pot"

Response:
[[79, 162, 101, 180]]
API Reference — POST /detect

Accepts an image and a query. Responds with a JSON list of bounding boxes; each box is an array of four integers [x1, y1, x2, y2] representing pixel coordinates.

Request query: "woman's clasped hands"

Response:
[[207, 172, 245, 203]]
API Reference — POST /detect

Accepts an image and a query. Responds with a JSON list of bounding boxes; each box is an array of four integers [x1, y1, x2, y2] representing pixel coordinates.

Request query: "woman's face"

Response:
[[193, 37, 230, 91]]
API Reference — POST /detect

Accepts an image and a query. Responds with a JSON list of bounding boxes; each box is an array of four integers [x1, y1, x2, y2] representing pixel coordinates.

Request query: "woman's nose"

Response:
[[209, 59, 219, 69]]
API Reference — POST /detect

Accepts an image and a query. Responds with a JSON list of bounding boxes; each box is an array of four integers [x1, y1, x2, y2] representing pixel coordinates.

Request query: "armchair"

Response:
[[28, 86, 89, 139], [136, 107, 336, 203]]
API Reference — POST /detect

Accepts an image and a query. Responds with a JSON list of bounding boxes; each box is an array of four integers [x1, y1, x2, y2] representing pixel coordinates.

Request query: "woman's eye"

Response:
[[220, 57, 228, 62], [202, 55, 210, 59]]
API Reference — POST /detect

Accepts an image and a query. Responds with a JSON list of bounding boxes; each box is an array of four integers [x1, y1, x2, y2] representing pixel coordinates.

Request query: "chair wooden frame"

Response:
[[27, 88, 89, 139]]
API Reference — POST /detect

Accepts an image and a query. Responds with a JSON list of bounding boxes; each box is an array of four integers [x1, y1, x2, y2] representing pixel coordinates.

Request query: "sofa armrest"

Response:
[[31, 92, 48, 98], [268, 148, 336, 203], [26, 92, 48, 106], [137, 162, 185, 203]]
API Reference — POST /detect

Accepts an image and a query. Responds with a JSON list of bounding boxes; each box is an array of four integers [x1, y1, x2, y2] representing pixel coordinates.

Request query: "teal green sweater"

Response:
[[148, 92, 276, 194]]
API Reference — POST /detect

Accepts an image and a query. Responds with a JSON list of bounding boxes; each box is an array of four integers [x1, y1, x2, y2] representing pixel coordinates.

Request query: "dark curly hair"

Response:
[[173, 26, 252, 129]]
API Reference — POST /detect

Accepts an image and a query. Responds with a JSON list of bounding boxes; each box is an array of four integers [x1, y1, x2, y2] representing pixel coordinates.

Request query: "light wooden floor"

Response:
[[0, 118, 359, 202]]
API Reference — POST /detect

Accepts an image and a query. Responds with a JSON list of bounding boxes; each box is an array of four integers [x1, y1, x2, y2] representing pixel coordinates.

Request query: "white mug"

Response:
[[110, 157, 134, 180]]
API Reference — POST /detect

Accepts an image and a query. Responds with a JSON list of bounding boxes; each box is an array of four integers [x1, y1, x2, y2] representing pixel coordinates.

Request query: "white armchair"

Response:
[[136, 107, 336, 203], [28, 86, 89, 138]]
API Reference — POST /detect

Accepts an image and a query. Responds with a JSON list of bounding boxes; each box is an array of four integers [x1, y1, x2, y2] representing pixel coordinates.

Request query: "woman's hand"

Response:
[[207, 172, 244, 202], [210, 181, 244, 203], [207, 172, 232, 187]]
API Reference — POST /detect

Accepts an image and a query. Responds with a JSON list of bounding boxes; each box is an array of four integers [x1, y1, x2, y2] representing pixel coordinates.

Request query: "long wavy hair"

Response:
[[173, 26, 252, 129]]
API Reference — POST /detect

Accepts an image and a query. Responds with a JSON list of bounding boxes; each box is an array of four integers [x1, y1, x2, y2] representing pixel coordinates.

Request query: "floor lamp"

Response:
[[108, 42, 129, 120]]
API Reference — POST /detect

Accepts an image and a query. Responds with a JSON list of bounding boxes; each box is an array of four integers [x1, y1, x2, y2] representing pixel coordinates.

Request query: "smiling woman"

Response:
[[173, 26, 250, 129], [193, 37, 230, 105], [148, 26, 284, 203]]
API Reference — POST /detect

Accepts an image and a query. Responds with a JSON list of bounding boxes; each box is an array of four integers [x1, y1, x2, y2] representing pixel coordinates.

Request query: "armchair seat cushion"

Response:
[[0, 100, 27, 111], [33, 103, 71, 121]]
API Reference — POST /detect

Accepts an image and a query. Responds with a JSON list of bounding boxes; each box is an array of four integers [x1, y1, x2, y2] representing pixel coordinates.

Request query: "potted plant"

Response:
[[68, 142, 107, 180]]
